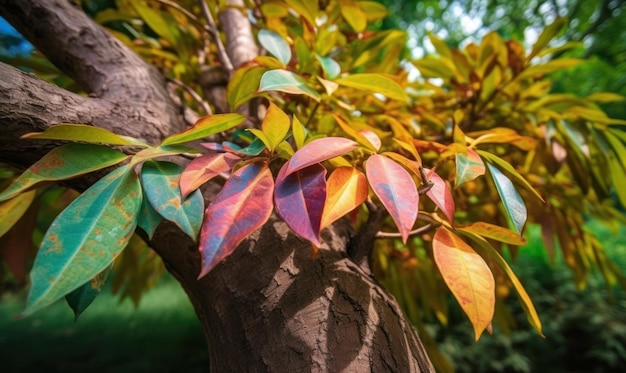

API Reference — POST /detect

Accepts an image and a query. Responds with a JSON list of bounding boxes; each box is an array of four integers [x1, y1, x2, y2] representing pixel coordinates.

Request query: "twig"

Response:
[[418, 165, 434, 194], [168, 78, 212, 115], [200, 0, 234, 74], [375, 224, 435, 239], [154, 0, 209, 32]]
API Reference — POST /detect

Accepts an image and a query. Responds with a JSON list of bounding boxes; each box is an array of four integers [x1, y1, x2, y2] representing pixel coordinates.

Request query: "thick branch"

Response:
[[219, 0, 259, 68], [0, 0, 183, 141]]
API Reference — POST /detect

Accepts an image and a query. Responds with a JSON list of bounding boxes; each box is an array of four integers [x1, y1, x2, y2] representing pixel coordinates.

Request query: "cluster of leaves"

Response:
[[1, 0, 626, 354]]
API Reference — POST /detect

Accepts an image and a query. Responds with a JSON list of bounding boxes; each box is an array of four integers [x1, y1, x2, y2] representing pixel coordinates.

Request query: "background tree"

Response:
[[1, 1, 625, 372]]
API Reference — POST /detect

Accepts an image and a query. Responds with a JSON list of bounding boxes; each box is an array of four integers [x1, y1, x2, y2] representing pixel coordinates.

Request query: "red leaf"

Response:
[[433, 227, 495, 341], [321, 167, 368, 228], [274, 163, 327, 246], [425, 168, 455, 223], [285, 137, 357, 175], [365, 154, 418, 243], [198, 162, 274, 278], [180, 153, 241, 198]]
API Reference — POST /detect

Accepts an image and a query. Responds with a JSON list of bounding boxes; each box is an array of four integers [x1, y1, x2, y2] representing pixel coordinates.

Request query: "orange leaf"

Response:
[[321, 167, 368, 228], [433, 227, 495, 340]]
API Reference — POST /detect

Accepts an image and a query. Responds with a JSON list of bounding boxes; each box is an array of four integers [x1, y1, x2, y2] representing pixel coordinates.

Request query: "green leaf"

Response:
[[161, 114, 245, 146], [477, 150, 544, 203], [0, 190, 36, 237], [455, 148, 485, 187], [22, 165, 142, 317], [458, 230, 543, 337], [259, 69, 321, 101], [517, 59, 583, 80], [260, 101, 291, 151], [227, 65, 266, 109], [21, 124, 148, 147], [137, 193, 163, 239], [258, 29, 291, 65], [65, 265, 112, 321], [140, 161, 203, 240], [0, 144, 129, 201], [485, 162, 527, 234], [130, 144, 198, 165], [528, 17, 567, 60], [335, 73, 408, 102]]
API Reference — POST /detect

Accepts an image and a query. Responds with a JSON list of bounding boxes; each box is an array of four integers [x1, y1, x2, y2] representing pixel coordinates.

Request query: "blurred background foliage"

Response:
[[1, 0, 625, 372]]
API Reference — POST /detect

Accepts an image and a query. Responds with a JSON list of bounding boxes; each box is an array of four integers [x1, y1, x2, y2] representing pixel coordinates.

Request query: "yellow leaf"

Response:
[[433, 227, 495, 341], [321, 167, 368, 228], [340, 0, 367, 32], [261, 102, 290, 151]]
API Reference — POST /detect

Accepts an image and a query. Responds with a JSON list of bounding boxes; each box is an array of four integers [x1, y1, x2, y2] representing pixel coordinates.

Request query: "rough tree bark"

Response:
[[0, 1, 435, 371]]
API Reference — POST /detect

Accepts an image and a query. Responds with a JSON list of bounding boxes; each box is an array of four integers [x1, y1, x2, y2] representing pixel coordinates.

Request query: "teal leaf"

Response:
[[140, 161, 203, 240], [485, 163, 527, 234], [259, 69, 321, 101], [22, 165, 142, 317], [258, 29, 291, 65], [65, 265, 112, 321], [137, 193, 163, 239]]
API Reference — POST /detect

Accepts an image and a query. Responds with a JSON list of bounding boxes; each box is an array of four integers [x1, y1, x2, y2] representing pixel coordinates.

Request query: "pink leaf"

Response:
[[285, 137, 357, 175], [198, 162, 274, 278], [425, 168, 455, 223], [180, 153, 241, 198], [274, 163, 327, 246], [365, 154, 418, 243]]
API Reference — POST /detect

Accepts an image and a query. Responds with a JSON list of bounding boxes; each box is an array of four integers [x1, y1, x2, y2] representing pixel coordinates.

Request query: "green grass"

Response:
[[0, 274, 208, 372]]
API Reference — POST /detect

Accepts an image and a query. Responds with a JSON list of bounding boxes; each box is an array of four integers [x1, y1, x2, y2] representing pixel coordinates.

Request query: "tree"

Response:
[[0, 1, 625, 372]]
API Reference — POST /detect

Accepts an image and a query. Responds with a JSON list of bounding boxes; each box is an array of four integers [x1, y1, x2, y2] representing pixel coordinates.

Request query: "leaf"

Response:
[[227, 65, 266, 109], [455, 148, 485, 187], [456, 222, 526, 246], [485, 162, 527, 234], [586, 92, 626, 103], [528, 17, 567, 60], [140, 161, 204, 240], [315, 54, 341, 79], [292, 116, 307, 150], [360, 1, 389, 21], [65, 265, 111, 320], [335, 73, 409, 102], [340, 0, 366, 32], [22, 165, 142, 316], [477, 150, 544, 202], [424, 168, 455, 223], [259, 69, 321, 101], [0, 144, 129, 201], [130, 144, 198, 165], [0, 190, 36, 237], [161, 113, 245, 146], [321, 167, 368, 228], [179, 153, 241, 198], [285, 137, 358, 175], [432, 227, 495, 341], [365, 155, 418, 243], [137, 193, 162, 239], [258, 29, 291, 65], [333, 114, 379, 152], [198, 162, 274, 277], [132, 1, 178, 47], [517, 59, 583, 80], [261, 101, 291, 151], [21, 124, 147, 147], [459, 230, 543, 336], [275, 163, 327, 246]]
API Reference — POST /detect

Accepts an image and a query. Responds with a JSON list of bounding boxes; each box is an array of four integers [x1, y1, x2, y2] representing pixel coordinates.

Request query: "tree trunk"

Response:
[[0, 1, 435, 371]]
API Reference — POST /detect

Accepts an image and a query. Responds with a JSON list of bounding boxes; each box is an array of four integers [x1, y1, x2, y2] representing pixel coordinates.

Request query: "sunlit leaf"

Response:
[[333, 114, 379, 152], [140, 161, 203, 240], [360, 1, 389, 21], [455, 148, 485, 187], [0, 190, 36, 237], [285, 0, 318, 26], [365, 155, 418, 243], [517, 59, 583, 80], [459, 230, 543, 336], [261, 101, 291, 151], [198, 162, 274, 277], [340, 0, 366, 32], [22, 165, 141, 316], [285, 137, 358, 175], [65, 265, 111, 320], [258, 29, 291, 65], [586, 92, 626, 103], [424, 168, 455, 223], [527, 17, 567, 60], [292, 116, 307, 149], [485, 162, 527, 234], [179, 153, 241, 198], [275, 163, 327, 246], [161, 114, 245, 146], [477, 150, 544, 202], [227, 65, 266, 109], [21, 124, 147, 147], [456, 222, 526, 246], [321, 167, 368, 228], [0, 144, 129, 201], [433, 227, 495, 341], [259, 69, 321, 101], [335, 73, 409, 102], [130, 144, 198, 165]]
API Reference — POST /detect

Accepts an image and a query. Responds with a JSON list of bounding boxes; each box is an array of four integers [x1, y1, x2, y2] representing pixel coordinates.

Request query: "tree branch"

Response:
[[218, 0, 259, 68]]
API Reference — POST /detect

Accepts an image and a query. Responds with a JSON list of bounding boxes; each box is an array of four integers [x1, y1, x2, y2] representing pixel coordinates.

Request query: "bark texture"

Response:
[[0, 1, 435, 371]]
